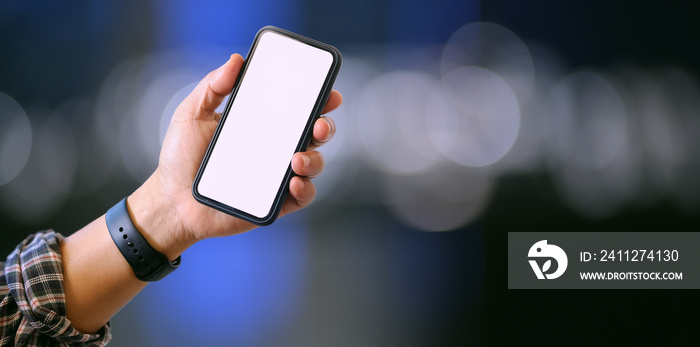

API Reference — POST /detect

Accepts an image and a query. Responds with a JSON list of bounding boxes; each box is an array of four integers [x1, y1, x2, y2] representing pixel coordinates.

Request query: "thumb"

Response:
[[184, 54, 244, 118]]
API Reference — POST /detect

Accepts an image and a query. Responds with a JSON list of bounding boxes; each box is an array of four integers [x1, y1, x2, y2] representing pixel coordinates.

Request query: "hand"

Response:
[[128, 54, 342, 259]]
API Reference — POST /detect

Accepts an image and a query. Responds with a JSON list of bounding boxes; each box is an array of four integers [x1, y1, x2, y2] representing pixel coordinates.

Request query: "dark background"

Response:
[[483, 1, 700, 344], [2, 0, 700, 345]]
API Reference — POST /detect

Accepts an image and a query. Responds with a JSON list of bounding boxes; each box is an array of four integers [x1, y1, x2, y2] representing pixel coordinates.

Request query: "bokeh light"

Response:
[[545, 71, 629, 217], [36, 113, 78, 197], [654, 69, 700, 211], [546, 71, 628, 171], [491, 42, 566, 174], [0, 109, 77, 223], [382, 162, 493, 231], [357, 71, 442, 175], [0, 92, 32, 186], [441, 22, 535, 106], [431, 66, 521, 168], [618, 68, 687, 206], [57, 99, 114, 197], [116, 54, 201, 182]]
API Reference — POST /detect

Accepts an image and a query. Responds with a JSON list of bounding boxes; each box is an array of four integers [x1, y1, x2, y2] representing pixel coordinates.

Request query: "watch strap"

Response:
[[105, 198, 180, 281]]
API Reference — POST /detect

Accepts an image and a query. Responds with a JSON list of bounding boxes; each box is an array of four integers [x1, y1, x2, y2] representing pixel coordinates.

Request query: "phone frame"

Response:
[[192, 26, 342, 225]]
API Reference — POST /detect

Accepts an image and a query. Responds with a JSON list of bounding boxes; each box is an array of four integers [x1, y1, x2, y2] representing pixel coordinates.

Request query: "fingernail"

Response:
[[323, 118, 336, 142], [317, 127, 332, 143], [302, 154, 311, 168]]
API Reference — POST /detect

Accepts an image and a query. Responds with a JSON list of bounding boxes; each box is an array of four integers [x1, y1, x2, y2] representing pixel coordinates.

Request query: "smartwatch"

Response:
[[105, 198, 180, 281]]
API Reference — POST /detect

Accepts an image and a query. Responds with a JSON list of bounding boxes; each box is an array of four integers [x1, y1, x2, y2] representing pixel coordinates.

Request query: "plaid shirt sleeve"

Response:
[[0, 231, 111, 346]]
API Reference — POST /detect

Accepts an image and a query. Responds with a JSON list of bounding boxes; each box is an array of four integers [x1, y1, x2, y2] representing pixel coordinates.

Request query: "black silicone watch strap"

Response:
[[106, 198, 180, 281]]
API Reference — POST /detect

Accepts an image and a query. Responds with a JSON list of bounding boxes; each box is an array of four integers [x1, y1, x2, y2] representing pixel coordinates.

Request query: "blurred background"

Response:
[[2, 0, 700, 345]]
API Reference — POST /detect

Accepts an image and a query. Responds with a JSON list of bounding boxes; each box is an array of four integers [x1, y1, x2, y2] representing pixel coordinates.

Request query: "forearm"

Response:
[[60, 174, 191, 333], [60, 214, 146, 333]]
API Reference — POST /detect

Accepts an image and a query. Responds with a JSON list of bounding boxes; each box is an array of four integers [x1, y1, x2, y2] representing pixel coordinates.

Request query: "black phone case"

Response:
[[192, 26, 342, 226]]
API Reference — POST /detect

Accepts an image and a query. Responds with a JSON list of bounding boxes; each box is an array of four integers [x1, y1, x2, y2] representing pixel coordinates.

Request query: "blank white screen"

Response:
[[198, 31, 333, 218]]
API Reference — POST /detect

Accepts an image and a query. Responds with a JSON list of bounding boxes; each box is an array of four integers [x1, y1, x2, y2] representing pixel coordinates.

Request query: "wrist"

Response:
[[127, 174, 193, 261]]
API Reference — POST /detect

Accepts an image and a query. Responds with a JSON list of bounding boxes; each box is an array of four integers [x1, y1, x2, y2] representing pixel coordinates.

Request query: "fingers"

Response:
[[178, 54, 244, 121], [201, 54, 243, 112], [322, 90, 343, 114], [287, 176, 316, 210], [279, 92, 341, 216], [308, 91, 341, 149], [291, 151, 324, 178], [309, 117, 335, 149], [201, 54, 244, 113]]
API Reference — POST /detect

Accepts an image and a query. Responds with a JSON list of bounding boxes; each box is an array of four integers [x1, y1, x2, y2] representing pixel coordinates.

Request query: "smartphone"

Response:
[[192, 26, 342, 225]]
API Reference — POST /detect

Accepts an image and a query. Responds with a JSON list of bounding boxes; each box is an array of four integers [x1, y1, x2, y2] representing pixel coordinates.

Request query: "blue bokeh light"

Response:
[[151, 0, 301, 55], [135, 216, 309, 346]]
